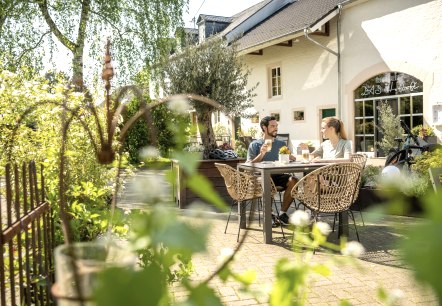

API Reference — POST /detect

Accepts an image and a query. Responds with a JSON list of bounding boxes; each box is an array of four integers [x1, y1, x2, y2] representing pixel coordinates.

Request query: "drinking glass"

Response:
[[265, 139, 273, 151], [302, 149, 310, 163], [54, 242, 137, 305]]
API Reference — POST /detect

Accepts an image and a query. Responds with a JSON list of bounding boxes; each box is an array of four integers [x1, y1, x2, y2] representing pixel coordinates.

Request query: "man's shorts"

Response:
[[271, 174, 292, 188]]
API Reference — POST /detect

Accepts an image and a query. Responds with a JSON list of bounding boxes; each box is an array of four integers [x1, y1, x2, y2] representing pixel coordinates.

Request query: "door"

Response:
[[320, 108, 336, 141]]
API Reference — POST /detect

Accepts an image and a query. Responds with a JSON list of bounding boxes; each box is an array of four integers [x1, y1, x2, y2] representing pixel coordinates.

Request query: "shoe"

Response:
[[278, 213, 290, 225], [272, 214, 280, 228]]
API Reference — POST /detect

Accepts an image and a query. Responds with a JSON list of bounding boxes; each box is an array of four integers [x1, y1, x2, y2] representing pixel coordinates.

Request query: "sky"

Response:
[[183, 0, 262, 28]]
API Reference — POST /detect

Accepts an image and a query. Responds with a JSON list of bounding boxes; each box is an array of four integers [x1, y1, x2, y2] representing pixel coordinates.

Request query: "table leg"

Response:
[[262, 171, 273, 244], [338, 211, 349, 238], [239, 201, 246, 229]]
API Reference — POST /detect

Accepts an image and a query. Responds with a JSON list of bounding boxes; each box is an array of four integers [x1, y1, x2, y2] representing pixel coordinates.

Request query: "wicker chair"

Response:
[[215, 163, 285, 242], [290, 163, 362, 241], [349, 153, 368, 225]]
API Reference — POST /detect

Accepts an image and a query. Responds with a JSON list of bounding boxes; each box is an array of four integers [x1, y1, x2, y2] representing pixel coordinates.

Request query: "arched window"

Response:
[[354, 72, 423, 156]]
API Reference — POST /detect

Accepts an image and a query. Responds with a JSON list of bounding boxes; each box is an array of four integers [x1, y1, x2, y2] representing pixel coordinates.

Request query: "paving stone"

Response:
[[119, 169, 439, 305]]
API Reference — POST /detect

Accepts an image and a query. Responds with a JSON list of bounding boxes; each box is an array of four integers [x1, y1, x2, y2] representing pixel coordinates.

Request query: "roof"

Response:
[[196, 14, 233, 25], [183, 27, 198, 35], [234, 0, 344, 52]]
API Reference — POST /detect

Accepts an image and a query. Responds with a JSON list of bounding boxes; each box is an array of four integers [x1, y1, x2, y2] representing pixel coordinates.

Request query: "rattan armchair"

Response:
[[215, 163, 285, 242], [290, 162, 362, 241], [349, 153, 368, 225]]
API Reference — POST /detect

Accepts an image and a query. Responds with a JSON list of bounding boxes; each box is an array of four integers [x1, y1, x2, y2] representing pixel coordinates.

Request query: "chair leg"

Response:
[[332, 213, 337, 232], [358, 210, 365, 226], [237, 201, 248, 242], [272, 199, 285, 239], [224, 199, 235, 234], [349, 210, 360, 242]]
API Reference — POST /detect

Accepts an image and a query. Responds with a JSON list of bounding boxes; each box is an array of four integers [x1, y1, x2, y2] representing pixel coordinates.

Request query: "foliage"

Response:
[[122, 96, 181, 164], [247, 127, 258, 138], [360, 165, 382, 188], [0, 68, 121, 242], [376, 102, 403, 154], [159, 37, 257, 158], [213, 123, 230, 137], [234, 140, 247, 158], [411, 148, 442, 191], [411, 125, 436, 137], [279, 146, 291, 155], [0, 0, 187, 89], [399, 192, 442, 302]]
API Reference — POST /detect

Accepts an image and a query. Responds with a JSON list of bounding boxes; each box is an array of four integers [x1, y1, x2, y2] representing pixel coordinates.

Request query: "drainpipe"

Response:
[[304, 4, 343, 119]]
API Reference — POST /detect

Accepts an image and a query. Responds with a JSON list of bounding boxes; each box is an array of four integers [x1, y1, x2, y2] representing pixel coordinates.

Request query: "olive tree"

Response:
[[159, 37, 256, 158]]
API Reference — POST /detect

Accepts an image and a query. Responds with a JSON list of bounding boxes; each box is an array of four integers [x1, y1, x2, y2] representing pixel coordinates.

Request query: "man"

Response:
[[246, 116, 297, 226]]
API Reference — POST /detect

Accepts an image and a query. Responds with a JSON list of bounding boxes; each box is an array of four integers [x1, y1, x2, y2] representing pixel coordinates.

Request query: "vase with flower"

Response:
[[278, 146, 291, 164]]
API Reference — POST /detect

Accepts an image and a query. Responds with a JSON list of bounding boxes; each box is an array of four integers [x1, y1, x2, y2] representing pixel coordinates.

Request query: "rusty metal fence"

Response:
[[0, 161, 55, 306]]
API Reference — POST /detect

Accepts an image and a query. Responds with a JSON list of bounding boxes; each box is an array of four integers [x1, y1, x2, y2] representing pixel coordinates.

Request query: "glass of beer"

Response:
[[265, 139, 273, 152], [302, 149, 310, 163]]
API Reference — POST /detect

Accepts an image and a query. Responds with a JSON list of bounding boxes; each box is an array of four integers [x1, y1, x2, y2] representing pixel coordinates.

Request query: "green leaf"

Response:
[[182, 283, 224, 306], [311, 264, 331, 277], [171, 152, 201, 175], [95, 265, 169, 306], [186, 174, 227, 211], [234, 269, 256, 286]]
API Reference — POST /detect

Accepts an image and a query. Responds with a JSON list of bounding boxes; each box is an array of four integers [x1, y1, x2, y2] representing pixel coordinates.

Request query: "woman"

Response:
[[302, 117, 352, 163]]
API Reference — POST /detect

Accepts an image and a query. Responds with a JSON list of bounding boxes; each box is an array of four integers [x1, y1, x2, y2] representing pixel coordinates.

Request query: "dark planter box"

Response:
[[171, 158, 245, 209], [351, 187, 423, 216]]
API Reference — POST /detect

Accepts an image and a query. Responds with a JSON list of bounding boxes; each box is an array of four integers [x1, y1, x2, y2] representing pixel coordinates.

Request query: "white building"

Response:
[[191, 0, 442, 156]]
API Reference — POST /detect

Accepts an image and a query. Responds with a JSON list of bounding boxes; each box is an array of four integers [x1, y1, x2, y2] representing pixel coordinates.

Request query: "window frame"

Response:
[[268, 64, 282, 99]]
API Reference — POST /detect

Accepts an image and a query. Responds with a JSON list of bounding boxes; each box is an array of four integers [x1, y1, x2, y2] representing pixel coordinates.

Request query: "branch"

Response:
[[88, 7, 124, 38], [37, 0, 76, 51], [15, 30, 51, 65]]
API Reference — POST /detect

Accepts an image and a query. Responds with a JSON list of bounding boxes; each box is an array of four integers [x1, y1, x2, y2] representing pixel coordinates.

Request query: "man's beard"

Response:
[[266, 131, 277, 138]]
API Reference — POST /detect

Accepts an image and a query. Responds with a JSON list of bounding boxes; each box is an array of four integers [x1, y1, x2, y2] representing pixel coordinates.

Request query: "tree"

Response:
[[376, 101, 403, 155], [0, 0, 187, 90], [159, 37, 257, 158]]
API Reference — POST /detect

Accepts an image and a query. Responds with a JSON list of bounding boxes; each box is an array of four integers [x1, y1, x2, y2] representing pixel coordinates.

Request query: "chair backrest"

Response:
[[350, 153, 368, 168], [350, 153, 368, 200], [215, 163, 263, 201], [291, 163, 362, 213], [276, 133, 290, 147]]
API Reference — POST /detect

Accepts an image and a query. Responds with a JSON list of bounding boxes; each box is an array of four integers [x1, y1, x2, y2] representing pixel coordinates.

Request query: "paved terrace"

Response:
[[118, 169, 437, 306]]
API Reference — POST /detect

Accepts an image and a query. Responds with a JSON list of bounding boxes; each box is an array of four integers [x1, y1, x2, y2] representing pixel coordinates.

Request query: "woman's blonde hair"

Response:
[[323, 117, 347, 140]]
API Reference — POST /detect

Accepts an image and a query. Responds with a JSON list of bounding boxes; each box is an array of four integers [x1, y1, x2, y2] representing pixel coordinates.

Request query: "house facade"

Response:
[[192, 0, 442, 156]]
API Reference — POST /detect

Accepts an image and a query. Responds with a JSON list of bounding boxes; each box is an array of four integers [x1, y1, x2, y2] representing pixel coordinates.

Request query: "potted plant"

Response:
[[278, 146, 291, 164]]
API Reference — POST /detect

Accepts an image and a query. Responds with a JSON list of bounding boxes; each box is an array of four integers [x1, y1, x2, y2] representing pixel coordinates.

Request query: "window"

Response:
[[270, 112, 280, 121], [354, 72, 423, 156], [268, 66, 282, 98], [293, 109, 305, 121], [213, 110, 221, 124]]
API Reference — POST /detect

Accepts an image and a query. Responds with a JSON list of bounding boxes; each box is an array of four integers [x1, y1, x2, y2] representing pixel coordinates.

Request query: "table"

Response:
[[238, 161, 349, 244]]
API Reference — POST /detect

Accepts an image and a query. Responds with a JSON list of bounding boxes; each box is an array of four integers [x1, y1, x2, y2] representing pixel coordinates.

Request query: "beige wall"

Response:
[[243, 0, 442, 147]]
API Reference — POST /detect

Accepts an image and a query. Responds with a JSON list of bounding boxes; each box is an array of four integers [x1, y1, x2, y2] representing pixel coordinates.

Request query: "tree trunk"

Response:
[[71, 48, 84, 91], [198, 110, 217, 159]]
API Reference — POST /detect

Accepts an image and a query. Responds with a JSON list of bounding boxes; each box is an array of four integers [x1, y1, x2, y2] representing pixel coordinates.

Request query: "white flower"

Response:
[[217, 247, 234, 263], [341, 241, 365, 257], [168, 98, 191, 114], [139, 146, 159, 159], [289, 210, 310, 227], [386, 288, 405, 305], [315, 221, 332, 236]]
